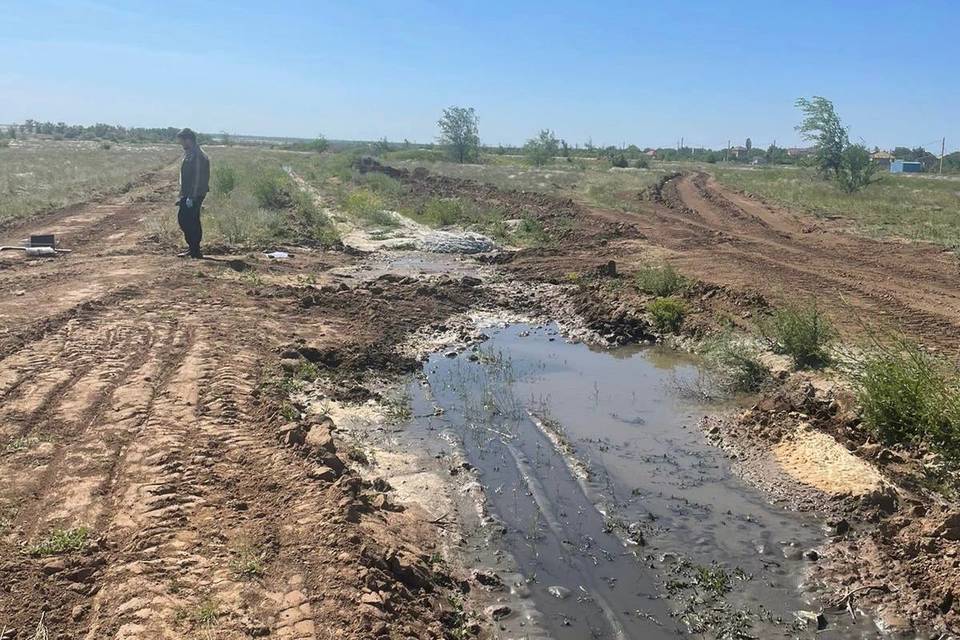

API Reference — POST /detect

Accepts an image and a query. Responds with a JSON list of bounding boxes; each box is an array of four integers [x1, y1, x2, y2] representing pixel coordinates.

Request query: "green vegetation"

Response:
[[149, 147, 340, 248], [229, 544, 266, 580], [795, 96, 875, 193], [523, 129, 560, 167], [649, 297, 686, 333], [701, 332, 772, 393], [437, 106, 480, 163], [635, 264, 687, 297], [761, 302, 834, 369], [28, 526, 90, 556], [0, 140, 180, 225], [713, 165, 960, 247], [854, 339, 960, 463]]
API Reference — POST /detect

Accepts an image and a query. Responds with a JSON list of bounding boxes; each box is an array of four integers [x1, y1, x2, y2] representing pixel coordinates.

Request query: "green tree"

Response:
[[437, 106, 479, 163], [309, 134, 329, 153], [373, 137, 391, 154], [835, 144, 877, 193], [745, 137, 752, 151], [524, 129, 560, 167], [795, 96, 848, 178]]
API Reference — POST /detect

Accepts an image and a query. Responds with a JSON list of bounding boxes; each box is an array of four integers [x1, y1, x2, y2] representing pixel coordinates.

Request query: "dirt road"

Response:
[[0, 176, 463, 639], [638, 172, 960, 347]]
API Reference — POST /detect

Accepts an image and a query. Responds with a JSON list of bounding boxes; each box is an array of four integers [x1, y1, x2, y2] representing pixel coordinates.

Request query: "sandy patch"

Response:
[[773, 425, 883, 496]]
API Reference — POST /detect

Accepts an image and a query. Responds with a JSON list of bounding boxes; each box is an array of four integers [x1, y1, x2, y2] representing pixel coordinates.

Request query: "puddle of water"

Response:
[[401, 324, 857, 639]]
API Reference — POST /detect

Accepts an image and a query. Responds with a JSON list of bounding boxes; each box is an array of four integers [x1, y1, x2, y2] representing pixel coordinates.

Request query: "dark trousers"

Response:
[[177, 195, 205, 256]]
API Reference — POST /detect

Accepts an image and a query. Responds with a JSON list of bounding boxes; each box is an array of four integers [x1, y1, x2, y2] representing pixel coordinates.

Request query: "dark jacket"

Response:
[[179, 146, 210, 200]]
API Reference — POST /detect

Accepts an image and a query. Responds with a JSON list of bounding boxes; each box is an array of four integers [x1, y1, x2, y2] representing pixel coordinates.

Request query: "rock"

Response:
[[278, 423, 306, 446], [824, 518, 850, 536], [280, 358, 302, 372], [472, 570, 504, 590], [485, 604, 512, 621], [931, 512, 960, 541], [794, 610, 828, 630], [858, 442, 882, 458], [547, 585, 571, 599], [305, 423, 336, 454], [596, 260, 617, 277], [444, 351, 458, 358], [460, 276, 482, 287], [42, 559, 67, 575], [802, 549, 820, 561], [360, 591, 383, 606], [308, 466, 337, 482], [877, 448, 905, 463], [861, 486, 898, 514]]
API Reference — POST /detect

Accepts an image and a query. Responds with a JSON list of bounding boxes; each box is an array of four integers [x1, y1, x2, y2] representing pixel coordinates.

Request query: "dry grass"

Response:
[[0, 139, 179, 225]]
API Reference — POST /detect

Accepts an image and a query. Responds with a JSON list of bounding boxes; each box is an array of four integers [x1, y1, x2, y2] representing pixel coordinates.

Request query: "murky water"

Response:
[[403, 324, 856, 639]]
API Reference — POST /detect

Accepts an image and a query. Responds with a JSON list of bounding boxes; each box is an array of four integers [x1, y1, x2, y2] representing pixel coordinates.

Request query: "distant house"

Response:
[[786, 147, 815, 158], [729, 146, 748, 159], [871, 150, 894, 170], [890, 159, 922, 174], [644, 149, 657, 158]]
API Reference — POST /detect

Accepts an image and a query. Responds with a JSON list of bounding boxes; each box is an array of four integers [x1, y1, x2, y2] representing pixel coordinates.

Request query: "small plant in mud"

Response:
[[383, 390, 413, 423], [700, 332, 772, 393], [28, 526, 90, 556], [649, 297, 686, 333], [761, 302, 834, 369], [635, 263, 687, 297], [441, 595, 476, 639], [853, 338, 960, 465], [229, 544, 266, 580], [279, 401, 299, 421], [188, 598, 220, 629], [664, 559, 759, 639], [3, 436, 39, 454]]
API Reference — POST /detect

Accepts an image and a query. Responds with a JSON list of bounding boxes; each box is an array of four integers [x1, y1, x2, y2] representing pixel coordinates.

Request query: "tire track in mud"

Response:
[[645, 172, 960, 346]]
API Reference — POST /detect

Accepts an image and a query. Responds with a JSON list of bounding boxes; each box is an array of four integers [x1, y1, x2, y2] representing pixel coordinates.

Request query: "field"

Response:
[[713, 165, 960, 248], [0, 140, 180, 225], [0, 142, 958, 639]]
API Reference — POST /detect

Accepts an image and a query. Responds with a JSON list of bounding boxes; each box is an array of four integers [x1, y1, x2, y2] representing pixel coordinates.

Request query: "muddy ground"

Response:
[[0, 160, 958, 638]]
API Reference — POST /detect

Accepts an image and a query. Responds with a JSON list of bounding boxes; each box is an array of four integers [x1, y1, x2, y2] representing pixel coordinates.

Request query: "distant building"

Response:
[[644, 149, 657, 158], [729, 146, 748, 159], [786, 147, 815, 158], [890, 159, 922, 174], [870, 150, 894, 170]]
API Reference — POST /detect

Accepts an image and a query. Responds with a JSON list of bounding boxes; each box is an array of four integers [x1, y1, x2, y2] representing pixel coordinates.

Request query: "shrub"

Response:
[[701, 332, 772, 393], [421, 198, 463, 226], [855, 341, 960, 459], [213, 164, 238, 195], [610, 154, 629, 168], [634, 156, 650, 169], [649, 297, 686, 333], [835, 144, 876, 193], [252, 169, 292, 209], [635, 264, 687, 297], [342, 189, 396, 226], [762, 302, 834, 369]]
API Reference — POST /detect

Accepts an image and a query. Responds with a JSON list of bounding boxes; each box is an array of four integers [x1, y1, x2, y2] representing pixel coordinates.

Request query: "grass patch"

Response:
[[28, 526, 90, 556], [649, 297, 686, 333], [713, 165, 960, 248], [341, 188, 397, 227], [761, 302, 834, 369], [229, 544, 266, 580], [854, 339, 960, 464], [700, 332, 772, 393], [635, 264, 687, 297]]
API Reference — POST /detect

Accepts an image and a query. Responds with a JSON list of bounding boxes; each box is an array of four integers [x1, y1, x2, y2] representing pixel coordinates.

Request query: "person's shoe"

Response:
[[177, 251, 191, 258], [189, 251, 204, 259]]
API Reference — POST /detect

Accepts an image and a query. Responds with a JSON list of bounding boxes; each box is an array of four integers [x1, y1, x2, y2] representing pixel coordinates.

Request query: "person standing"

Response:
[[175, 128, 210, 258]]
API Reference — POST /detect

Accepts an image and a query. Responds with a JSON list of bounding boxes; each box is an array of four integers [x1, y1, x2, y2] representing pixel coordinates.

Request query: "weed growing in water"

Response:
[[28, 526, 90, 556], [635, 264, 687, 297], [649, 297, 686, 333], [761, 302, 834, 369]]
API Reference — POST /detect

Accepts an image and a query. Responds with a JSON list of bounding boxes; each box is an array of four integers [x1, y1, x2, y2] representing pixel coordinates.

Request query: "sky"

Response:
[[2, 0, 958, 151]]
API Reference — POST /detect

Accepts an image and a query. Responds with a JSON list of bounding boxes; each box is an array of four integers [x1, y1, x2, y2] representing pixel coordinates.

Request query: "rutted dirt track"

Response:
[[0, 177, 470, 639], [638, 172, 960, 347]]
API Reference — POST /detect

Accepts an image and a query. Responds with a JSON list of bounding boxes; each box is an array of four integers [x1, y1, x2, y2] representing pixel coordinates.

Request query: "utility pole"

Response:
[[725, 139, 730, 163], [940, 137, 945, 175], [680, 136, 684, 151]]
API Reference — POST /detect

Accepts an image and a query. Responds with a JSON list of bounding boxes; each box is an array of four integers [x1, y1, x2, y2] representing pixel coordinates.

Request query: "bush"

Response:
[[252, 169, 292, 209], [762, 302, 834, 369], [835, 144, 876, 193], [634, 156, 650, 169], [635, 264, 687, 297], [610, 154, 629, 168], [524, 130, 560, 167], [213, 164, 238, 195], [421, 198, 462, 226], [342, 188, 397, 226], [855, 341, 960, 459], [649, 297, 686, 333], [701, 332, 772, 393]]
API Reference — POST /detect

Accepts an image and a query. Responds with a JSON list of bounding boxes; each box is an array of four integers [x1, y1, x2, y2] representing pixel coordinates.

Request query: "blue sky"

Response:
[[3, 0, 958, 151]]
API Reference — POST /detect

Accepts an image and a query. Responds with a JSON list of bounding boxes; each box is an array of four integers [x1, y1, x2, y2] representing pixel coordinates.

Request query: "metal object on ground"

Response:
[[0, 233, 71, 257]]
